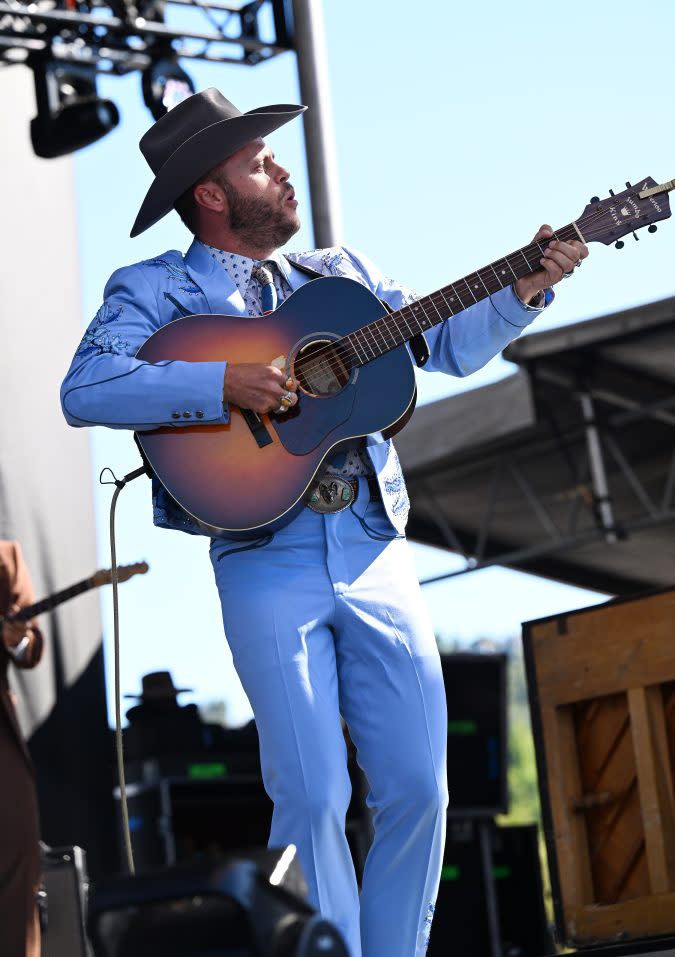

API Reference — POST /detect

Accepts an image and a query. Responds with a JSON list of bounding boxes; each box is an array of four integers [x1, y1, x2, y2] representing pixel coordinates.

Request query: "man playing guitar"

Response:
[[1, 541, 44, 957], [61, 88, 587, 957]]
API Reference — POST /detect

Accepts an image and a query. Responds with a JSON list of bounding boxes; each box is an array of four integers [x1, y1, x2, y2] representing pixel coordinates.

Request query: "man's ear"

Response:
[[194, 179, 226, 215]]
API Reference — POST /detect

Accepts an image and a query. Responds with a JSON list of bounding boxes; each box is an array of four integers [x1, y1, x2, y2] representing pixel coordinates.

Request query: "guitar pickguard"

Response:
[[271, 385, 358, 455]]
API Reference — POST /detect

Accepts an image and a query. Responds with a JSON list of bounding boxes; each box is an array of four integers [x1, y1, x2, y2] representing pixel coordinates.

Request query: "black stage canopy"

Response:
[[396, 295, 675, 596]]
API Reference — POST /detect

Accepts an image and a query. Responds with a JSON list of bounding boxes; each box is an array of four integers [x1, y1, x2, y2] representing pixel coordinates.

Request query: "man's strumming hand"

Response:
[[223, 361, 299, 414]]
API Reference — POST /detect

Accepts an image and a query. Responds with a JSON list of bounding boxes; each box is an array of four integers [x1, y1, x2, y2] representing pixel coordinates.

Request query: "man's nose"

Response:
[[274, 163, 290, 183]]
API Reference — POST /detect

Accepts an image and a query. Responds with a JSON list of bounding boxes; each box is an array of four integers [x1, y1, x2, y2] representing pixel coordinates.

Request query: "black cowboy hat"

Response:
[[131, 87, 306, 238], [124, 670, 193, 701]]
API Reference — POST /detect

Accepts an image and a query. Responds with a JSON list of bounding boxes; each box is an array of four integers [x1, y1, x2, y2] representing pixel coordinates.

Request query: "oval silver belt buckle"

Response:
[[305, 476, 356, 514]]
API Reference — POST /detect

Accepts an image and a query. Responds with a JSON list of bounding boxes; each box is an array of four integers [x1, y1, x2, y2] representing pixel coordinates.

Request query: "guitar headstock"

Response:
[[576, 177, 674, 245], [92, 561, 150, 588]]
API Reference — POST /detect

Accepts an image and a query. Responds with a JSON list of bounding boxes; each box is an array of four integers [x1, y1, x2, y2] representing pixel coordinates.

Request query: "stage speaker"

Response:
[[492, 824, 553, 957], [440, 653, 508, 816], [117, 750, 372, 883], [118, 772, 273, 872], [41, 845, 91, 957], [523, 588, 675, 949], [428, 821, 552, 957], [428, 819, 491, 956]]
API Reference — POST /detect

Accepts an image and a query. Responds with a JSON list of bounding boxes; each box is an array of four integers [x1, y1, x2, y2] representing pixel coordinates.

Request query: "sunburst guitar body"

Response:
[[136, 277, 417, 536]]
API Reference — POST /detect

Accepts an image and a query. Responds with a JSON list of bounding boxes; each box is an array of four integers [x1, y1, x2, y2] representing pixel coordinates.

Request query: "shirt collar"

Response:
[[198, 241, 291, 298]]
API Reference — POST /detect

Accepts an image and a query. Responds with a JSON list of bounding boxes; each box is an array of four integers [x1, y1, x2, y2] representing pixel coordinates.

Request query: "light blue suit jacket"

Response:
[[61, 240, 543, 535]]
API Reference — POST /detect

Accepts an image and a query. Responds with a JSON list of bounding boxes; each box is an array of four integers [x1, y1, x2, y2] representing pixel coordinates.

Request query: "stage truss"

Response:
[[0, 0, 293, 72]]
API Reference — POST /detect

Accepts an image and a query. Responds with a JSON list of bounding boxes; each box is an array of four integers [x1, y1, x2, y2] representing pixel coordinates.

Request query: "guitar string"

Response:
[[294, 214, 599, 378], [292, 194, 662, 382], [293, 225, 576, 381], [292, 221, 583, 380], [305, 193, 657, 375]]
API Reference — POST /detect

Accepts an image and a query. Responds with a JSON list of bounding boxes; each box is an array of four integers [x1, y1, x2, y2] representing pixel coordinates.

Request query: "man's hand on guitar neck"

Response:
[[514, 224, 589, 305], [223, 360, 299, 415]]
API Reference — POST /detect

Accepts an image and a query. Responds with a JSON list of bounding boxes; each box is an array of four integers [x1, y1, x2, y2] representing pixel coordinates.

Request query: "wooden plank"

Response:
[[530, 592, 675, 706], [629, 686, 675, 894], [568, 890, 675, 944], [573, 692, 648, 903], [542, 704, 594, 910]]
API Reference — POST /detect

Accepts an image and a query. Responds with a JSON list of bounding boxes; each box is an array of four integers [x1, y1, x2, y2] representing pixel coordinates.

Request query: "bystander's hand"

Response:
[[1, 603, 33, 660]]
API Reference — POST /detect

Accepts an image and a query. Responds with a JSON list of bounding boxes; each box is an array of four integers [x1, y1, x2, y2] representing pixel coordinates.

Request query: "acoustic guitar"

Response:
[[135, 177, 674, 536], [0, 562, 149, 625]]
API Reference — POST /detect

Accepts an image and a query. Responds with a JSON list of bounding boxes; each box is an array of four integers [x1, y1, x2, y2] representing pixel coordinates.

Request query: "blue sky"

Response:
[[73, 1, 675, 724]]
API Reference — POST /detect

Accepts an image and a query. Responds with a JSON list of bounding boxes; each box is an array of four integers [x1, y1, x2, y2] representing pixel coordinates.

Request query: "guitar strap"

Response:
[[285, 257, 430, 368]]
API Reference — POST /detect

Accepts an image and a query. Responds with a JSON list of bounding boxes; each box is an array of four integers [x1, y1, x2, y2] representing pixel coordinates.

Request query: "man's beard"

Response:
[[220, 176, 300, 250]]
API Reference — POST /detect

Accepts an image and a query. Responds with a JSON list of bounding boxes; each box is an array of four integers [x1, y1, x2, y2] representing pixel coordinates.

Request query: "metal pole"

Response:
[[291, 0, 343, 247], [578, 390, 618, 543]]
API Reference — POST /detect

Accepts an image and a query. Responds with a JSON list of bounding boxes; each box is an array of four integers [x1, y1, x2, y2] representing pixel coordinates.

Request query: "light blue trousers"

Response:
[[210, 481, 448, 957]]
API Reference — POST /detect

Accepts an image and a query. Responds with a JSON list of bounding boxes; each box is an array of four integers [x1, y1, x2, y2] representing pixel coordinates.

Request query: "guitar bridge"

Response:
[[240, 408, 273, 448]]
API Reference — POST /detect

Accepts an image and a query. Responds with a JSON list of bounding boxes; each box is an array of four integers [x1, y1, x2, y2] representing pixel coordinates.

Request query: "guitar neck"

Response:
[[8, 577, 94, 622], [343, 221, 582, 365]]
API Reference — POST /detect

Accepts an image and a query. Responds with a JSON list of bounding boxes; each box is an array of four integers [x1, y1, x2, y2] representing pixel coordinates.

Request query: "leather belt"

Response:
[[304, 473, 380, 514]]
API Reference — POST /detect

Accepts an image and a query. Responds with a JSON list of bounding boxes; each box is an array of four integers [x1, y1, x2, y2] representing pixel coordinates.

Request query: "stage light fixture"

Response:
[[141, 55, 195, 121], [87, 848, 349, 957], [29, 59, 120, 160]]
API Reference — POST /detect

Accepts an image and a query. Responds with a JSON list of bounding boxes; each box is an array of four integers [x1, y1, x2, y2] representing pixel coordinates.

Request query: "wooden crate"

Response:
[[523, 588, 675, 948]]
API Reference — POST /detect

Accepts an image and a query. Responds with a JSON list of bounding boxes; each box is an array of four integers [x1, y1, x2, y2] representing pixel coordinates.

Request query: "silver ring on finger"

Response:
[[281, 391, 293, 404], [562, 269, 574, 279], [275, 403, 287, 414]]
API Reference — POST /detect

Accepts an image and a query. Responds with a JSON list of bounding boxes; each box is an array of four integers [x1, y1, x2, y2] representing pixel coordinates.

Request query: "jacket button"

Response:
[[196, 410, 205, 419], [183, 411, 192, 418], [171, 411, 180, 419]]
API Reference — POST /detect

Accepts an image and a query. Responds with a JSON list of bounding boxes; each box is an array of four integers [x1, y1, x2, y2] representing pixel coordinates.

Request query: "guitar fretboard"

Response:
[[334, 222, 581, 367], [11, 577, 93, 621]]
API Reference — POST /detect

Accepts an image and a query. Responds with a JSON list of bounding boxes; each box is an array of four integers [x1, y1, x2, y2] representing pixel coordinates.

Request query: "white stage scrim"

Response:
[[0, 64, 114, 874]]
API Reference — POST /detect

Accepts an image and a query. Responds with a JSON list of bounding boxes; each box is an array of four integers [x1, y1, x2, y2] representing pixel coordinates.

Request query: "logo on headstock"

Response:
[[609, 196, 642, 226]]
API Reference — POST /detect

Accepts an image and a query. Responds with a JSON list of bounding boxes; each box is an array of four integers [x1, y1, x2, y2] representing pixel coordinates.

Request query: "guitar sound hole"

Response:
[[295, 339, 352, 397]]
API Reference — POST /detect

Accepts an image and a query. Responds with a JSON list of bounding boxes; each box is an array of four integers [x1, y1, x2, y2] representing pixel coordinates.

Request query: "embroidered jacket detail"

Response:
[[287, 248, 418, 304], [421, 902, 435, 951], [287, 248, 371, 290], [145, 257, 202, 294], [76, 303, 130, 357], [152, 479, 203, 536], [382, 445, 410, 517], [378, 272, 419, 306]]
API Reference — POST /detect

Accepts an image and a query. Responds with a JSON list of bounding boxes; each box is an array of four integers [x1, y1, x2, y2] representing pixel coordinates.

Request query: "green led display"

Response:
[[441, 865, 460, 881], [187, 762, 227, 779], [492, 865, 512, 879], [447, 720, 478, 735]]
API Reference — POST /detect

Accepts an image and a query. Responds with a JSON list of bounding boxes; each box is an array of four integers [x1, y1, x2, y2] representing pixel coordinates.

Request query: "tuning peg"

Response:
[[648, 224, 658, 233], [625, 181, 632, 188], [590, 196, 599, 203], [615, 240, 625, 249], [632, 231, 639, 241], [609, 189, 615, 196]]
